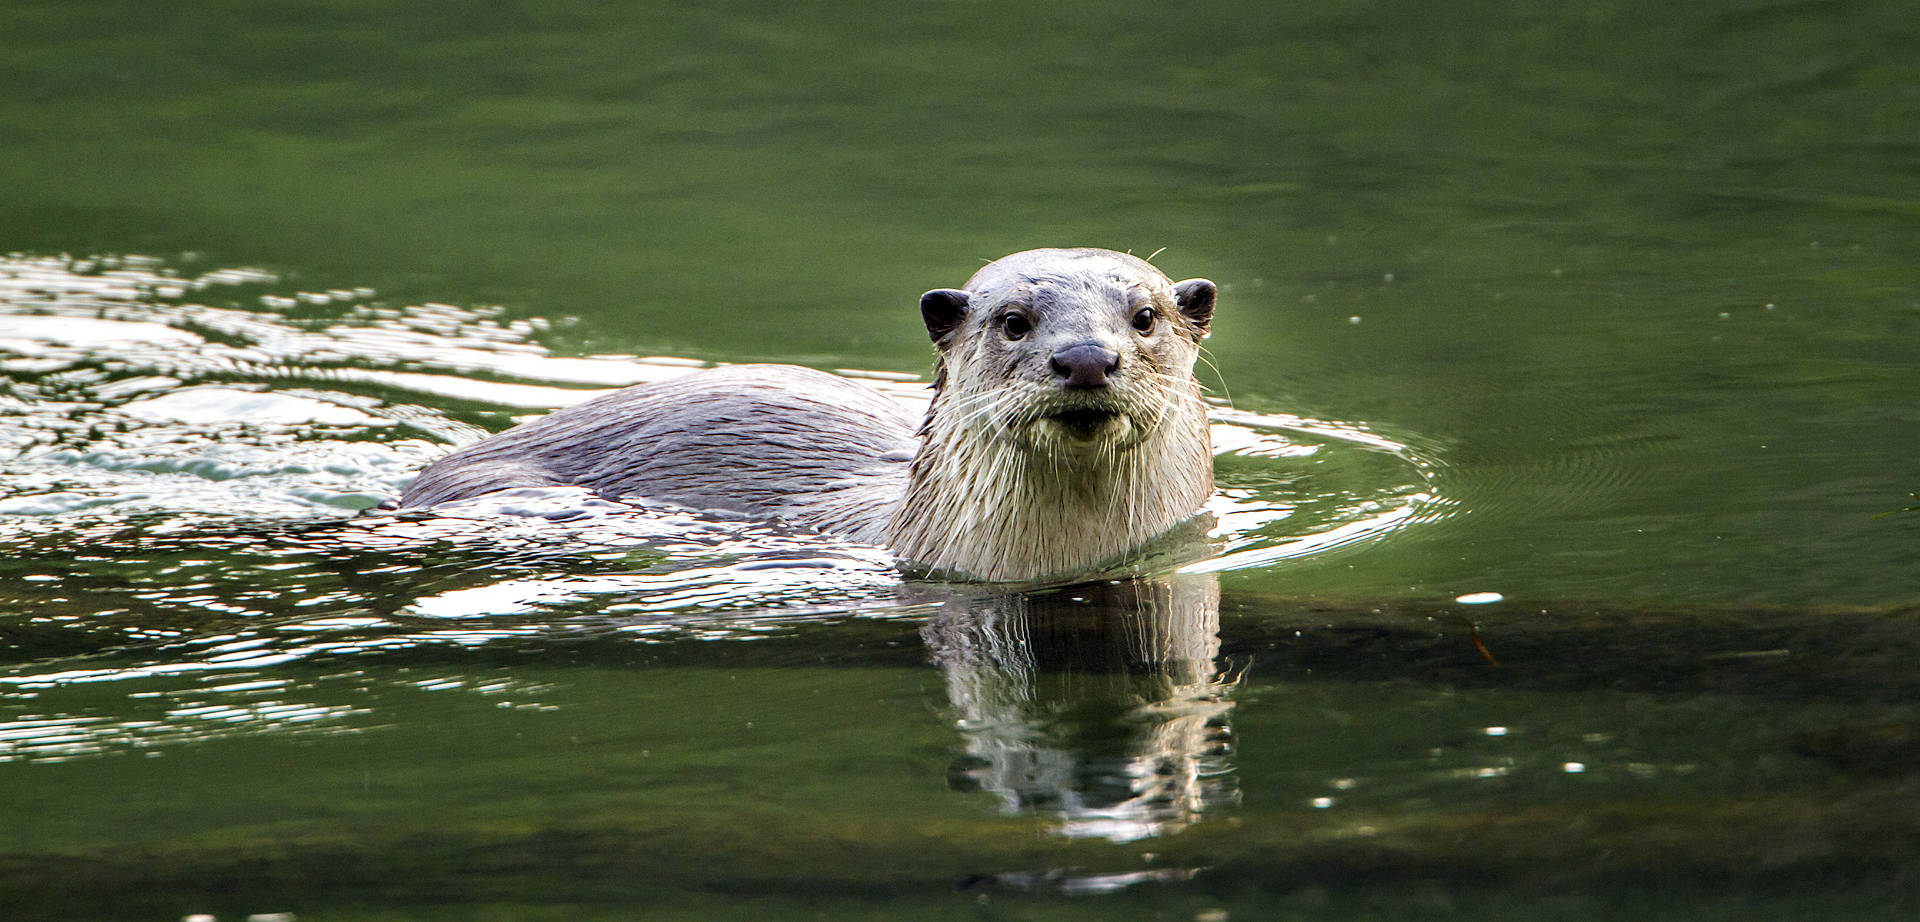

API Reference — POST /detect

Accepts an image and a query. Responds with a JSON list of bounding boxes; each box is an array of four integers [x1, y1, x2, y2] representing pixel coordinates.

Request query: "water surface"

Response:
[[2, 1, 1917, 919]]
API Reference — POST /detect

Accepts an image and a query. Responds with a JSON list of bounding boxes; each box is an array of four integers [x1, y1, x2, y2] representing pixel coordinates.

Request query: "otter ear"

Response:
[[920, 288, 970, 347], [1174, 279, 1217, 333]]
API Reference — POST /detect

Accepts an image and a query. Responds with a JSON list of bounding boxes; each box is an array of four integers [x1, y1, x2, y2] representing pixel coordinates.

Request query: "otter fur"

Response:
[[399, 248, 1219, 582]]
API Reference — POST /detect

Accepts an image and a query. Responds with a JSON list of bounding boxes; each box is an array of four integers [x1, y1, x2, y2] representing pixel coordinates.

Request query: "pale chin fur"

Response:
[[886, 374, 1213, 583]]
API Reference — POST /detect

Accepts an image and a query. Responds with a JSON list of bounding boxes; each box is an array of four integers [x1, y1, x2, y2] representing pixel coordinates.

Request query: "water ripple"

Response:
[[2, 252, 1452, 732]]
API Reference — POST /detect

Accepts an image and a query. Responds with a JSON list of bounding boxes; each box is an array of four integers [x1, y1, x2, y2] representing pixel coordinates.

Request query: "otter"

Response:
[[399, 248, 1219, 582]]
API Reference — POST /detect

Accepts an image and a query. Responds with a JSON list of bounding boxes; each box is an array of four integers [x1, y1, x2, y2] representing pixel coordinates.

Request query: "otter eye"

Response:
[[1000, 313, 1031, 340], [1131, 307, 1155, 335]]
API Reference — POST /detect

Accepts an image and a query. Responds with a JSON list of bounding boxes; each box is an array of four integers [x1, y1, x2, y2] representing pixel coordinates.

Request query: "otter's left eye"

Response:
[[1131, 308, 1155, 335], [1000, 313, 1031, 340]]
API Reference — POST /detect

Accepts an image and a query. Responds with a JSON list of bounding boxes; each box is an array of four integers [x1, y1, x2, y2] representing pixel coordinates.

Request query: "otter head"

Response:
[[918, 248, 1217, 459]]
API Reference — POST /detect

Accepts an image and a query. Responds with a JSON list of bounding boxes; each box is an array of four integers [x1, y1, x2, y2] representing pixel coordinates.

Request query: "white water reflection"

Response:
[[925, 574, 1240, 841], [121, 386, 385, 426], [0, 699, 370, 764]]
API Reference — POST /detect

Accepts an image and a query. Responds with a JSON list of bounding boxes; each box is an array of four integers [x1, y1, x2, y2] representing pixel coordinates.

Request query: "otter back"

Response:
[[399, 364, 917, 541]]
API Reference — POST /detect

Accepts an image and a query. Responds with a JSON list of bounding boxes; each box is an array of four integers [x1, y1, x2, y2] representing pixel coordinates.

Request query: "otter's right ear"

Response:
[[920, 289, 970, 347], [1174, 279, 1217, 333]]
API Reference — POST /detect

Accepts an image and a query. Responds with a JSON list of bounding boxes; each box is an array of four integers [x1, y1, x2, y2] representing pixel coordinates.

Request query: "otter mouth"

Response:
[[1043, 407, 1124, 440]]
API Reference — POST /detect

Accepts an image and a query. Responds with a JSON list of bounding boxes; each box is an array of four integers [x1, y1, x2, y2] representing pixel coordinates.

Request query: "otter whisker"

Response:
[[1196, 345, 1234, 407]]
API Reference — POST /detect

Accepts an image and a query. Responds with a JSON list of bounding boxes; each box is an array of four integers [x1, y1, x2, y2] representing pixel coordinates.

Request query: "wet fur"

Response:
[[399, 364, 917, 542]]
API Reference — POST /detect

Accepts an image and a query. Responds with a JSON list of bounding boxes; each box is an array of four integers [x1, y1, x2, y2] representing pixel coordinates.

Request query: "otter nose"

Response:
[[1049, 342, 1119, 389]]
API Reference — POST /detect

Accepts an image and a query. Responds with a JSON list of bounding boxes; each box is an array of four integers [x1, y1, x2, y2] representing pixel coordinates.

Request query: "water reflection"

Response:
[[924, 573, 1239, 841], [0, 676, 376, 764]]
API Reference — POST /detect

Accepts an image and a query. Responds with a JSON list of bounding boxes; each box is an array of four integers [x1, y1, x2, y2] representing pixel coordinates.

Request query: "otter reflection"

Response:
[[921, 573, 1239, 841]]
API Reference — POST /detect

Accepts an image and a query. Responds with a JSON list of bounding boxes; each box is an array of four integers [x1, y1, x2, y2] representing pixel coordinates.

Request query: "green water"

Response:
[[2, 0, 1917, 919]]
